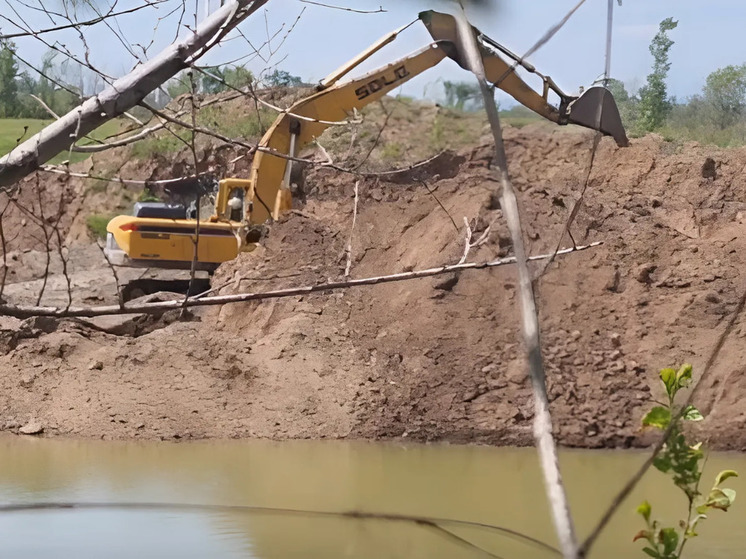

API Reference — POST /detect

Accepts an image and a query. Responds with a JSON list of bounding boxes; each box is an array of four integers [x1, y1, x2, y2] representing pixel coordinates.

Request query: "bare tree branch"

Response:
[[344, 180, 359, 277], [0, 243, 601, 318], [454, 5, 578, 558], [39, 166, 204, 187]]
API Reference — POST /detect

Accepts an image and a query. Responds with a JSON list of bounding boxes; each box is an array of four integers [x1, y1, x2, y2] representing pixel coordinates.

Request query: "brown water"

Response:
[[0, 438, 743, 558]]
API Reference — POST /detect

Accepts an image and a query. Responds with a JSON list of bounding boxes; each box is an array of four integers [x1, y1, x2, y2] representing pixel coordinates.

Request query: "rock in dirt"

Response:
[[19, 420, 44, 435]]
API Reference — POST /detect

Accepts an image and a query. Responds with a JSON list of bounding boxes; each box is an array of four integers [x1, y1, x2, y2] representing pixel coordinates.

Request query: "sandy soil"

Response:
[[2, 121, 746, 449]]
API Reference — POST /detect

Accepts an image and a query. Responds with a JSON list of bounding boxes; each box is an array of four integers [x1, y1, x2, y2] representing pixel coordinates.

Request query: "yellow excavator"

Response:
[[105, 10, 628, 272]]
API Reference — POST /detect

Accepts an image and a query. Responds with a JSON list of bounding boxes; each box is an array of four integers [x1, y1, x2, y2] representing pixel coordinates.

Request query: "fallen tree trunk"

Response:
[[0, 0, 269, 189]]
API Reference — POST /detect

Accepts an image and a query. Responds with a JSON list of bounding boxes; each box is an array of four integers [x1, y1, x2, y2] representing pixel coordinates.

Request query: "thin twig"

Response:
[[182, 70, 202, 316], [458, 217, 473, 265], [0, 501, 558, 556], [298, 0, 384, 14], [95, 240, 124, 309], [0, 1, 164, 40], [419, 179, 459, 233], [344, 180, 359, 277]]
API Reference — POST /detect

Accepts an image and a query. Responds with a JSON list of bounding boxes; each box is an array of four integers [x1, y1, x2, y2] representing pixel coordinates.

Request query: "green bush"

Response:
[[138, 188, 160, 202]]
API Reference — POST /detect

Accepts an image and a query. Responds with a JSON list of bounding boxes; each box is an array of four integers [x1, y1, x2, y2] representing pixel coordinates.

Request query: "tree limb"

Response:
[[454, 5, 579, 558], [0, 243, 601, 318]]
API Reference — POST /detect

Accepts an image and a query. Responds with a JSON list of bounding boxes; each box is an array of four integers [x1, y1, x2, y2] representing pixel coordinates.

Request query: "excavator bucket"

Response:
[[566, 86, 629, 147]]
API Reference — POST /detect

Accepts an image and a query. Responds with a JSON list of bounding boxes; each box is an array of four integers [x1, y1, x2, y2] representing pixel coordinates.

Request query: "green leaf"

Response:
[[722, 488, 737, 505], [643, 406, 671, 429], [683, 405, 704, 421], [706, 488, 736, 511], [642, 547, 660, 558], [637, 501, 652, 522], [714, 470, 739, 486], [660, 528, 679, 555], [676, 363, 693, 389], [660, 368, 677, 399], [653, 452, 672, 473]]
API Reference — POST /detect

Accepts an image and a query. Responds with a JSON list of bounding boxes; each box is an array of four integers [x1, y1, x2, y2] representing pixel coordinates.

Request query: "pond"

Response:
[[0, 437, 743, 558]]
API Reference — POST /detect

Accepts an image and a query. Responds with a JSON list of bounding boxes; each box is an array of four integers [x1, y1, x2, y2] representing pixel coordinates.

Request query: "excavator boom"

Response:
[[247, 42, 449, 225]]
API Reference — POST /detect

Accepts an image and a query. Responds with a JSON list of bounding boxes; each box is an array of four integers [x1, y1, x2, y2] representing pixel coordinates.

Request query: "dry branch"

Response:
[[0, 0, 270, 188], [0, 243, 601, 319], [39, 166, 202, 187], [0, 501, 557, 557], [453, 5, 578, 559], [344, 180, 360, 277]]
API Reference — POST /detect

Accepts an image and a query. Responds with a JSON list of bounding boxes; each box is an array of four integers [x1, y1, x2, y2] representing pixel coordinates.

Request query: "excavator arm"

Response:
[[239, 10, 628, 229]]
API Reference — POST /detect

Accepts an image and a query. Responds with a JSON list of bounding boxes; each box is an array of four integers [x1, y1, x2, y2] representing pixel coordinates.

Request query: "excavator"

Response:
[[105, 10, 628, 273]]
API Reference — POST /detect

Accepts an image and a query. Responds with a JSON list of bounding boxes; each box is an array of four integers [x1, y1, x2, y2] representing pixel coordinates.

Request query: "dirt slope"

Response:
[[1, 123, 746, 448]]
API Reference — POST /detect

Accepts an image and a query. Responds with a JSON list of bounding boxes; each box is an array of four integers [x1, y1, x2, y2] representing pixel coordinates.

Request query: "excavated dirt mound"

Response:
[[2, 124, 746, 449]]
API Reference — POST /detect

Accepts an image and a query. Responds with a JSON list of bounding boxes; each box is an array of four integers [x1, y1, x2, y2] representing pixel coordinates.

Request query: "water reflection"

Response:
[[0, 438, 743, 558]]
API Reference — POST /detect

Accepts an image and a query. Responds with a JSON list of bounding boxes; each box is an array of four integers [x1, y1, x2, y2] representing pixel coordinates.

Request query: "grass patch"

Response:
[[129, 106, 273, 159], [499, 106, 543, 128], [85, 213, 115, 239], [197, 105, 272, 139], [131, 133, 188, 158], [0, 118, 122, 164], [381, 142, 403, 161]]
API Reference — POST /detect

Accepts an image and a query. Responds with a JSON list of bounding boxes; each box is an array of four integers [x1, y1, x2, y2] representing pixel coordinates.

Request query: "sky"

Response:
[[5, 0, 746, 106]]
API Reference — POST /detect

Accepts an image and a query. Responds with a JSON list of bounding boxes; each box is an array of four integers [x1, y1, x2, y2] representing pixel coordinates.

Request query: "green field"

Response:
[[0, 118, 122, 165]]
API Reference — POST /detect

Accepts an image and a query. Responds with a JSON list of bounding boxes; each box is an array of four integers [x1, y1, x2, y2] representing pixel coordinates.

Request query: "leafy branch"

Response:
[[635, 364, 737, 559]]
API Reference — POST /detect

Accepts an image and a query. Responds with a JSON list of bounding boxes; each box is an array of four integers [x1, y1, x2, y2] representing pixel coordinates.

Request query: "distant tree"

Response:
[[606, 78, 640, 131], [606, 78, 629, 103], [167, 66, 255, 98], [0, 40, 20, 117], [166, 72, 191, 98], [443, 80, 483, 111], [202, 65, 254, 94], [201, 68, 227, 95], [222, 66, 254, 89], [264, 69, 303, 88], [637, 17, 678, 132], [703, 64, 746, 129]]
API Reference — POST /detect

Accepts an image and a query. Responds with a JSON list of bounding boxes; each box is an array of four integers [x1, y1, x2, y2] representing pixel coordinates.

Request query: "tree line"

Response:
[[436, 18, 746, 147], [610, 17, 746, 146], [0, 38, 305, 119]]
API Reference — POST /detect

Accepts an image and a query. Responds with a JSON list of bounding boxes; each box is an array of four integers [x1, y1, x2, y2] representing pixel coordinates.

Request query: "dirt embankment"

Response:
[[2, 123, 746, 449]]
